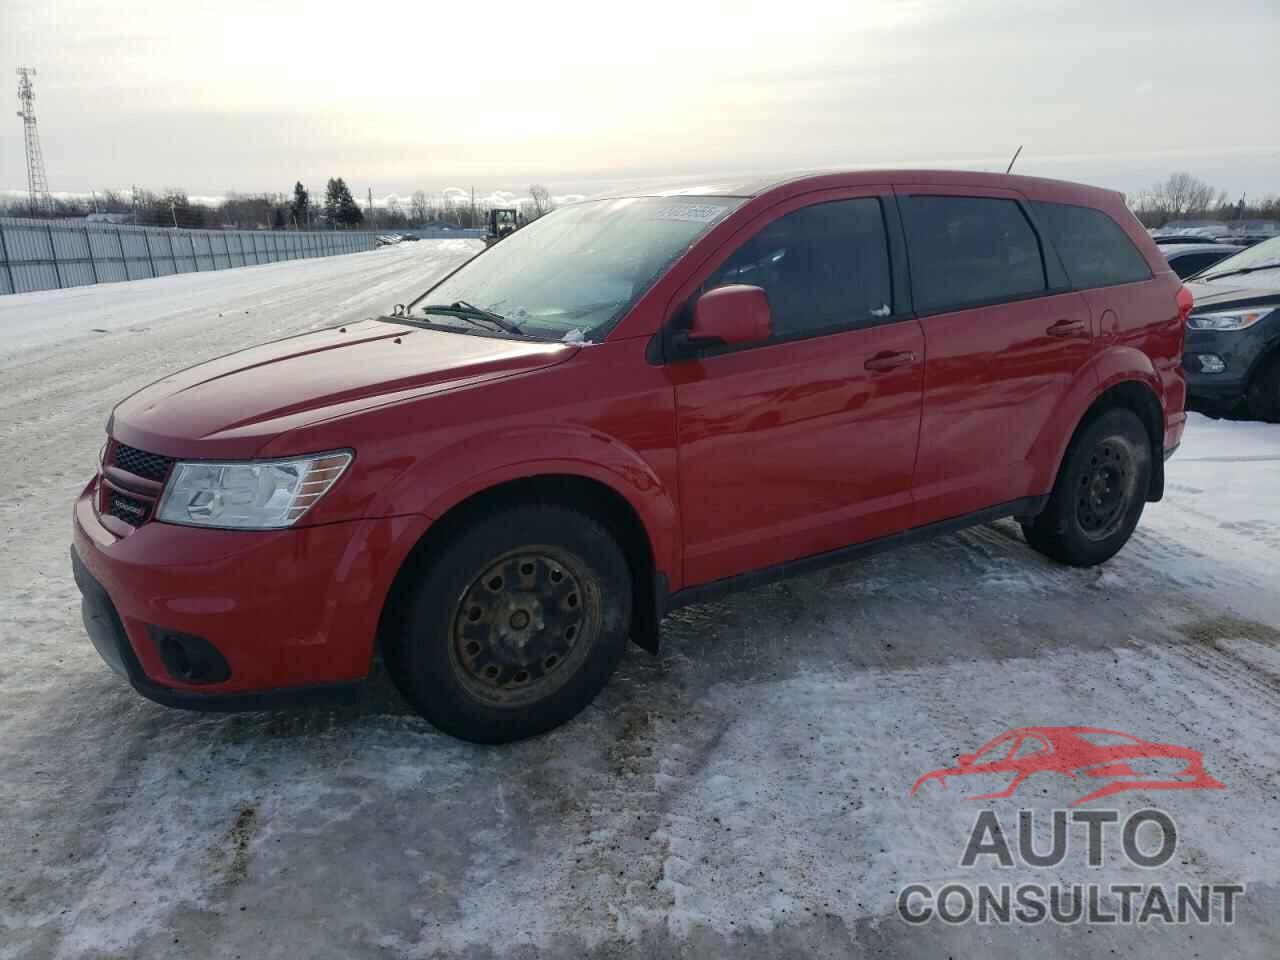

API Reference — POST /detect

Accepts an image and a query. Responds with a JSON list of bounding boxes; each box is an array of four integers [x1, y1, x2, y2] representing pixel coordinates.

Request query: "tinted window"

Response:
[[900, 196, 1047, 313], [1170, 251, 1228, 279], [705, 198, 892, 339], [1031, 201, 1153, 288]]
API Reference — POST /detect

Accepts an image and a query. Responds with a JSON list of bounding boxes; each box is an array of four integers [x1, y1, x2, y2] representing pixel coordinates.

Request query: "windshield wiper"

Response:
[[418, 300, 522, 334], [1198, 263, 1280, 282]]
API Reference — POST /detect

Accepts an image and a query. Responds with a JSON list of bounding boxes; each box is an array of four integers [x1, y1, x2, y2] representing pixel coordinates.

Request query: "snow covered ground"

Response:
[[2, 247, 1279, 958]]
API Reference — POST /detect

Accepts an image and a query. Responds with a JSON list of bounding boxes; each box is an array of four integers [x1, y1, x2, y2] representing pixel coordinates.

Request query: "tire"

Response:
[[1020, 408, 1152, 567], [1246, 354, 1280, 423], [388, 504, 632, 744]]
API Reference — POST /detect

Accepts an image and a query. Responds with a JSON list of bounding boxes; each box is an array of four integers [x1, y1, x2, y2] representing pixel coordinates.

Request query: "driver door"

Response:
[[668, 190, 925, 587]]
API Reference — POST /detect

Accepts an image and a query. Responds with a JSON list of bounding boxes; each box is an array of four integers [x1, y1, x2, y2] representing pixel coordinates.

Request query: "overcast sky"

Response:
[[2, 0, 1277, 204]]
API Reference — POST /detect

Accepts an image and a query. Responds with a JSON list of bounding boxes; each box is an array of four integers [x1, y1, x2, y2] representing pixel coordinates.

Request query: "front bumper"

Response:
[[1182, 323, 1271, 400], [71, 477, 430, 709]]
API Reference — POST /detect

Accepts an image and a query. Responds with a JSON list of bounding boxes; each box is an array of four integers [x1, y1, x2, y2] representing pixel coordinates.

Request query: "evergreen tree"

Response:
[[290, 181, 310, 227], [272, 207, 286, 230], [323, 178, 341, 225], [336, 178, 364, 226], [323, 177, 363, 227]]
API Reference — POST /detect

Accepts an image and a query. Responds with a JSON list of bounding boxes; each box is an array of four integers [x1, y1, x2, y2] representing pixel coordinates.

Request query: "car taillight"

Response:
[[1176, 285, 1194, 323]]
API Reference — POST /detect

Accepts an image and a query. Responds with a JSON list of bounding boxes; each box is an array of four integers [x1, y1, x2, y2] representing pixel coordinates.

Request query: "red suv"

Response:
[[71, 171, 1190, 742]]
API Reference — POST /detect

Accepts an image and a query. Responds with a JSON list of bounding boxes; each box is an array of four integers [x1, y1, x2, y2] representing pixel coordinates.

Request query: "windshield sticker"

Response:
[[650, 204, 728, 223]]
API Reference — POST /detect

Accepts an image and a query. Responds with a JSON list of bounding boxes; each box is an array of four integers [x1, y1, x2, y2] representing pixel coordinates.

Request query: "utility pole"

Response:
[[16, 68, 53, 216], [470, 186, 476, 229], [367, 187, 374, 229]]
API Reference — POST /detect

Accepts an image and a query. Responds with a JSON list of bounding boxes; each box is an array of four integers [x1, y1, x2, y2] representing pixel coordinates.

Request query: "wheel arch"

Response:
[[377, 471, 667, 665], [1060, 378, 1166, 503], [1244, 333, 1280, 408]]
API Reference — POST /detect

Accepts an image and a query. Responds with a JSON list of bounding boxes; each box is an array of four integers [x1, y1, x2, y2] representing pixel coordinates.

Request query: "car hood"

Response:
[[1186, 268, 1280, 312], [109, 319, 576, 458]]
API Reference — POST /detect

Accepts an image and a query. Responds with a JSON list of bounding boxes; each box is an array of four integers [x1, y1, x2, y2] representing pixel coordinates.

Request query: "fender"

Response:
[[1028, 346, 1163, 495], [375, 425, 682, 588]]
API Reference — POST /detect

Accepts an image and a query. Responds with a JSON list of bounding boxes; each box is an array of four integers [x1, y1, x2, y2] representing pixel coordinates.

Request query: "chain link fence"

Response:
[[0, 217, 380, 296]]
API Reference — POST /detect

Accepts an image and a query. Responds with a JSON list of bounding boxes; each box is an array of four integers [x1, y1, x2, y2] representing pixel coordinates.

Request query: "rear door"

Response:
[[669, 189, 924, 587], [896, 187, 1094, 525]]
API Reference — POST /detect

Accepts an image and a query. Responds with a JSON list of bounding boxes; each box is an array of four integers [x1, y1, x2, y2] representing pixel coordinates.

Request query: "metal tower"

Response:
[[16, 68, 52, 215]]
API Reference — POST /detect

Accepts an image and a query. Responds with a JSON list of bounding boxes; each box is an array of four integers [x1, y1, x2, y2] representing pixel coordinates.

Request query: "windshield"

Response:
[[410, 196, 743, 341], [1196, 235, 1280, 279]]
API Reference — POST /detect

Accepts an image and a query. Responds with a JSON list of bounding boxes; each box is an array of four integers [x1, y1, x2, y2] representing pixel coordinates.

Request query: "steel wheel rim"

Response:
[[449, 546, 599, 706], [1076, 438, 1135, 540]]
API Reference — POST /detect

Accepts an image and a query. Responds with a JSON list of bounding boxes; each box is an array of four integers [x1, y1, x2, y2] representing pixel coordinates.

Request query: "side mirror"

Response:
[[687, 284, 772, 347]]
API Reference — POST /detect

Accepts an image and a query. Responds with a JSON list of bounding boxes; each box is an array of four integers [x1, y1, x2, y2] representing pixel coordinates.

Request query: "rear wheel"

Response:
[[389, 505, 631, 743], [1246, 354, 1280, 423], [1021, 408, 1151, 567]]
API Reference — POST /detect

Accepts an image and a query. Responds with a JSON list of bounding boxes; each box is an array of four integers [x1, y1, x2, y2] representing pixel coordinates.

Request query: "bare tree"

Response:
[[410, 190, 429, 224], [528, 184, 553, 220], [1136, 172, 1226, 225]]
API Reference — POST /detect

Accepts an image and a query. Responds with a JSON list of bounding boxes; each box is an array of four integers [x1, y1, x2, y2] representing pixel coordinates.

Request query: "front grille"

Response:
[[112, 443, 174, 482]]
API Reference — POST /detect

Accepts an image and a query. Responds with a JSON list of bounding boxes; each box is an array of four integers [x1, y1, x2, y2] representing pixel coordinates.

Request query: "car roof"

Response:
[[588, 169, 1124, 206], [1159, 243, 1242, 256], [1152, 234, 1223, 244]]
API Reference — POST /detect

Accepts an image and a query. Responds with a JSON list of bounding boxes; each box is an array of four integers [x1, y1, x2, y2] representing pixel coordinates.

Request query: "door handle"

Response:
[[864, 350, 917, 372], [1046, 318, 1086, 337]]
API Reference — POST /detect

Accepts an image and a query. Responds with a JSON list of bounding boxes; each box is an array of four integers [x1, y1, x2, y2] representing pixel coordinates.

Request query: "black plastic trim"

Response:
[[148, 625, 231, 684], [662, 496, 1049, 612], [131, 676, 360, 713]]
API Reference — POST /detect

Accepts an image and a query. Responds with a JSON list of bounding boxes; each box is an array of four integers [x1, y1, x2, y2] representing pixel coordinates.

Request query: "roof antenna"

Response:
[[1005, 145, 1023, 175]]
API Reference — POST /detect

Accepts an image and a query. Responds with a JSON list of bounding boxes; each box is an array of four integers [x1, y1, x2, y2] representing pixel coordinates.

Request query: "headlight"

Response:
[[1187, 308, 1273, 331], [156, 451, 352, 529]]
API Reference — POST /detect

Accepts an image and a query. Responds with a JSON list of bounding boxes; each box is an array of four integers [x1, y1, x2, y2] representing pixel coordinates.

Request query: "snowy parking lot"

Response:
[[2, 243, 1279, 959]]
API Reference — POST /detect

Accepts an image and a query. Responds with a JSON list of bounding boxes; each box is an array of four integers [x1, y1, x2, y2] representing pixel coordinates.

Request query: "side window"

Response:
[[704, 197, 892, 339], [1031, 201, 1153, 288], [1075, 732, 1143, 747], [971, 735, 1017, 763], [1172, 251, 1224, 279], [899, 195, 1047, 313], [1011, 735, 1049, 761]]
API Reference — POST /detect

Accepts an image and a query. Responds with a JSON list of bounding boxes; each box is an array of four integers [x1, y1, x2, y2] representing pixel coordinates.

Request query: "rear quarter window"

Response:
[[1031, 201, 1153, 288]]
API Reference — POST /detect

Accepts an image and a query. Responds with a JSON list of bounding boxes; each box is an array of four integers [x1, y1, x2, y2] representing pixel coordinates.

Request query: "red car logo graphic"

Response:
[[911, 726, 1225, 807]]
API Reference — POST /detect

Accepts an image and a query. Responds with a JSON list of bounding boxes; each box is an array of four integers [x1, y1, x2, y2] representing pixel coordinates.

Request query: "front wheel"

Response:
[[1021, 408, 1151, 567], [389, 505, 632, 744]]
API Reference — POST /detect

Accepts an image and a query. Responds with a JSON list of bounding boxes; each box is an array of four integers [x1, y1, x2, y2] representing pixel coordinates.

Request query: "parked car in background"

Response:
[[72, 170, 1190, 743], [1183, 235, 1280, 420], [1158, 241, 1244, 279], [1150, 233, 1224, 245], [1231, 234, 1277, 248]]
